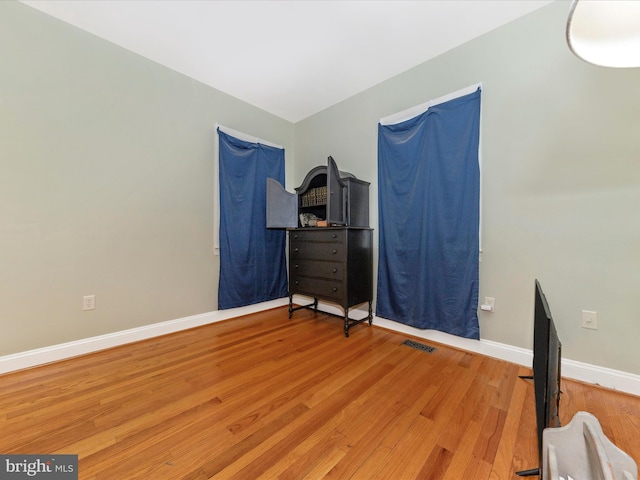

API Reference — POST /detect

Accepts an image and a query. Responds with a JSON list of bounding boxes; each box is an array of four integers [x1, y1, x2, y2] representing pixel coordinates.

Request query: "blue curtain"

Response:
[[376, 88, 481, 339], [217, 129, 288, 309]]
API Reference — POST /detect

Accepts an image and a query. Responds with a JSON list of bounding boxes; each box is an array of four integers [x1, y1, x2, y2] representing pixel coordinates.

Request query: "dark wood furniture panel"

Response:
[[288, 227, 373, 337], [266, 156, 370, 229]]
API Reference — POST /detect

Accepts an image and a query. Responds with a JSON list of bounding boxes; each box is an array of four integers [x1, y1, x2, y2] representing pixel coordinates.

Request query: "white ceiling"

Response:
[[21, 0, 556, 123]]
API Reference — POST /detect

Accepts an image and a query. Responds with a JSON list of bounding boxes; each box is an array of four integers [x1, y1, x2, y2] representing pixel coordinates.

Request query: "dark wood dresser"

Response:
[[266, 155, 372, 336], [288, 226, 373, 337]]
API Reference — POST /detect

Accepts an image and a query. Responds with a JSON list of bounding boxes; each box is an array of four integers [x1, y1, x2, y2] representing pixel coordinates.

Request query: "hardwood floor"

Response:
[[1, 306, 639, 479]]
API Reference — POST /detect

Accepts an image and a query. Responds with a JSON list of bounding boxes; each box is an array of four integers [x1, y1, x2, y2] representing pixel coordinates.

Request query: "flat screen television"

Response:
[[517, 279, 562, 477]]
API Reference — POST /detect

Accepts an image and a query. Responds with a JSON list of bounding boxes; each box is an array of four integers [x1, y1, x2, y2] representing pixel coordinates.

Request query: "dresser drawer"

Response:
[[290, 241, 346, 261], [290, 260, 343, 280], [290, 229, 344, 244], [290, 276, 344, 301]]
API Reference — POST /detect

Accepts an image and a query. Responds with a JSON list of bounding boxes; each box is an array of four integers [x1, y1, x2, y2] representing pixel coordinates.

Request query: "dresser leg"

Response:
[[368, 301, 373, 326], [288, 295, 293, 319], [313, 298, 318, 311], [344, 307, 350, 337]]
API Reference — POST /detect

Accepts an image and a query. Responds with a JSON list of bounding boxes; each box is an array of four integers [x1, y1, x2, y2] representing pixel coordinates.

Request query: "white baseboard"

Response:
[[0, 298, 288, 376], [313, 300, 640, 397], [2, 297, 639, 398]]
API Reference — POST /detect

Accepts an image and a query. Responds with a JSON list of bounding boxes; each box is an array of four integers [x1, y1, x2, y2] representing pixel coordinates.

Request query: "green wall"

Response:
[[0, 2, 294, 355], [294, 1, 640, 375]]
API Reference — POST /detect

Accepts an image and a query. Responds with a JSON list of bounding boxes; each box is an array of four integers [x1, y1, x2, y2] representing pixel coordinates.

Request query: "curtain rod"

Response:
[[215, 123, 283, 149], [379, 82, 482, 126]]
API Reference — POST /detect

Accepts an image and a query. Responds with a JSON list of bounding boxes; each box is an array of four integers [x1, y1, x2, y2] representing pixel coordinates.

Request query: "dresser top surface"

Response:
[[287, 227, 373, 232]]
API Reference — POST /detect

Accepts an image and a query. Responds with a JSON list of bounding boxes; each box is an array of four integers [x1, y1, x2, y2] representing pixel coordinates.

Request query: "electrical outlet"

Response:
[[480, 297, 495, 312], [83, 295, 95, 311], [581, 310, 597, 330], [485, 297, 495, 311]]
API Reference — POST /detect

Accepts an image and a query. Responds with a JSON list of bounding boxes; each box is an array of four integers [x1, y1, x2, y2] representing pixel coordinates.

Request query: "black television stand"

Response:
[[516, 467, 540, 477]]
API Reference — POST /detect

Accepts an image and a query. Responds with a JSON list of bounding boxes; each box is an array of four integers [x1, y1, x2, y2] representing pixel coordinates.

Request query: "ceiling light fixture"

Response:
[[566, 0, 640, 68]]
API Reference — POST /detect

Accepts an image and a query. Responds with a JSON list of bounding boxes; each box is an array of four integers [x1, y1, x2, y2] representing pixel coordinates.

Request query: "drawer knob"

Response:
[[332, 268, 337, 273], [294, 248, 299, 253], [295, 280, 299, 285], [331, 234, 337, 238], [332, 287, 338, 292], [332, 249, 337, 254], [294, 264, 299, 269]]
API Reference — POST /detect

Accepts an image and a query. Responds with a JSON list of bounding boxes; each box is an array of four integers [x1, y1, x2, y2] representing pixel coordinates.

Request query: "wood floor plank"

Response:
[[1, 306, 639, 479], [219, 361, 400, 479], [511, 381, 539, 475], [487, 367, 530, 480], [266, 344, 432, 478], [437, 375, 490, 454], [442, 419, 485, 480], [473, 405, 508, 464], [375, 414, 438, 479], [417, 443, 454, 480], [299, 445, 347, 480]]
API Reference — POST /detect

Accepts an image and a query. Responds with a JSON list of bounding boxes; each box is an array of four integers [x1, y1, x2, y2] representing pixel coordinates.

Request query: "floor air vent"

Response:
[[402, 339, 436, 353]]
